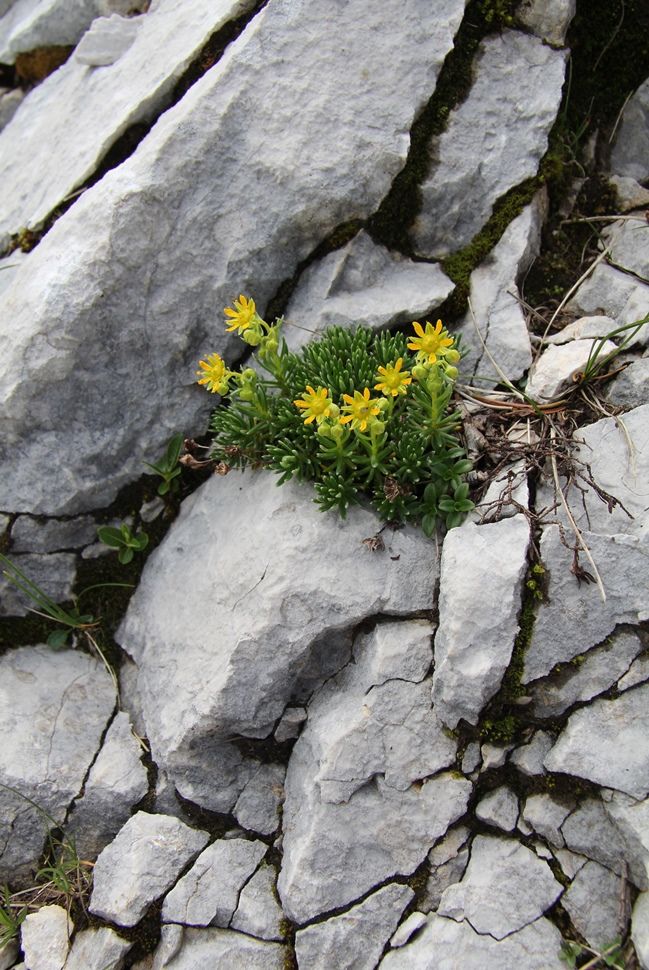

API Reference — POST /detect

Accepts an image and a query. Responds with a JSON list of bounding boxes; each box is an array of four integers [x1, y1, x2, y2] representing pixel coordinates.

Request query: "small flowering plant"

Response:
[[197, 296, 474, 535]]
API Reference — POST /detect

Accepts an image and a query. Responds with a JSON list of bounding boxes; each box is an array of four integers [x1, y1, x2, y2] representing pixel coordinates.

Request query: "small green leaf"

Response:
[[97, 525, 124, 547], [47, 628, 70, 649], [165, 432, 184, 468], [421, 513, 437, 537], [118, 548, 134, 565]]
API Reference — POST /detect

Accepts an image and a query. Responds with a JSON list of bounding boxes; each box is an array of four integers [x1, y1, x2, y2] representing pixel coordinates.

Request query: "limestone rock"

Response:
[[20, 905, 72, 970], [561, 797, 641, 885], [0, 645, 115, 884], [379, 913, 565, 969], [146, 925, 286, 969], [633, 892, 649, 970], [117, 473, 440, 809], [0, 87, 22, 129], [295, 884, 414, 970], [562, 861, 622, 949], [230, 863, 285, 942], [525, 338, 617, 402], [274, 707, 307, 743], [516, 0, 576, 45], [89, 812, 209, 926], [390, 911, 428, 948], [545, 685, 649, 799], [609, 175, 649, 211], [74, 12, 140, 66], [66, 710, 149, 859], [481, 742, 514, 771], [553, 848, 587, 880], [412, 33, 565, 256], [603, 791, 649, 891], [284, 230, 454, 352], [603, 215, 649, 280], [610, 77, 649, 183], [1, 0, 100, 60], [161, 837, 267, 927], [523, 526, 649, 683], [233, 763, 285, 836], [461, 742, 481, 773], [455, 196, 545, 387], [431, 515, 530, 728], [0, 942, 17, 970], [606, 357, 649, 410], [63, 926, 132, 970], [0, 0, 467, 516], [11, 514, 97, 552], [422, 848, 469, 913], [544, 314, 617, 344], [618, 653, 649, 692], [428, 825, 470, 868], [475, 786, 519, 832], [566, 261, 649, 331], [531, 631, 644, 718], [0, 552, 76, 617], [522, 793, 574, 847], [437, 835, 563, 939]]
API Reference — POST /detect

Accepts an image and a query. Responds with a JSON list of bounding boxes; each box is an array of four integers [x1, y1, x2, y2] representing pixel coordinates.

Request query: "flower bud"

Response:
[[241, 368, 257, 383], [242, 329, 262, 346], [238, 385, 255, 401], [317, 422, 332, 437], [445, 349, 460, 364], [412, 364, 428, 381], [330, 423, 345, 441], [445, 365, 459, 381], [326, 403, 340, 419], [370, 420, 386, 436]]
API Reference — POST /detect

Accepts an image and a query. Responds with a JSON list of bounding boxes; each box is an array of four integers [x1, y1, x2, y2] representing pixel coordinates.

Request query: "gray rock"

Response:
[[603, 791, 649, 890], [89, 812, 209, 927], [390, 911, 428, 948], [618, 653, 649, 691], [230, 863, 285, 942], [481, 742, 514, 771], [422, 847, 469, 913], [544, 684, 649, 799], [0, 0, 467, 516], [509, 732, 556, 777], [379, 913, 565, 969], [522, 793, 574, 847], [475, 786, 519, 832], [544, 314, 617, 345], [525, 338, 618, 402], [0, 645, 115, 884], [274, 706, 307, 743], [437, 835, 563, 939], [531, 631, 644, 718], [146, 925, 286, 969], [0, 552, 76, 617], [413, 33, 565, 256], [0, 250, 26, 297], [74, 12, 140, 66], [611, 77, 649, 183], [455, 196, 544, 387], [233, 763, 285, 836], [66, 710, 149, 859], [562, 861, 622, 949], [0, 942, 17, 970], [432, 515, 530, 728], [553, 847, 587, 880], [604, 215, 649, 280], [117, 473, 440, 809], [1, 0, 97, 59], [471, 461, 529, 523], [428, 825, 470, 868], [522, 526, 649, 683], [0, 87, 22, 130], [567, 261, 649, 331], [20, 905, 71, 970], [609, 176, 649, 212], [561, 797, 641, 885], [461, 742, 481, 774], [63, 926, 132, 970], [10, 514, 97, 552], [284, 230, 453, 352], [633, 892, 649, 970], [516, 0, 576, 45], [606, 357, 649, 410], [117, 654, 147, 740], [295, 884, 413, 970], [162, 837, 267, 927]]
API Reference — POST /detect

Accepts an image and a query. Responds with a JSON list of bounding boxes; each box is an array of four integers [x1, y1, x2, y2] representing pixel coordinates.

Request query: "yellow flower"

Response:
[[340, 387, 382, 432], [407, 320, 454, 364], [224, 295, 257, 334], [374, 358, 412, 397], [294, 386, 333, 425], [196, 352, 231, 394]]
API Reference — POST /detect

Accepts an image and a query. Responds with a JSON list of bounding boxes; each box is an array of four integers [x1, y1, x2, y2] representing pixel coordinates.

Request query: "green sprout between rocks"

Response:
[[560, 937, 625, 970], [196, 296, 474, 534], [143, 431, 184, 496], [97, 523, 149, 565]]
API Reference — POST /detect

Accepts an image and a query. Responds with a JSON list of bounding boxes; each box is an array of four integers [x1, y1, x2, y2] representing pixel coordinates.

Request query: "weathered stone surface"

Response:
[[390, 912, 428, 948], [432, 515, 529, 728], [604, 216, 649, 280], [230, 863, 285, 942], [274, 706, 307, 743], [516, 0, 576, 45], [603, 791, 649, 891], [0, 645, 115, 884], [471, 461, 529, 523], [0, 249, 25, 296], [561, 797, 639, 884], [11, 513, 97, 552], [531, 631, 643, 719], [89, 812, 209, 926], [379, 913, 565, 969], [20, 905, 71, 970], [462, 742, 481, 773], [66, 710, 149, 859], [567, 262, 649, 330], [633, 892, 649, 970], [475, 786, 519, 832], [162, 837, 267, 927], [437, 835, 563, 939], [0, 87, 22, 129], [295, 884, 413, 970], [0, 0, 467, 516], [64, 926, 132, 970], [0, 551, 76, 616], [522, 793, 574, 847], [525, 338, 617, 402], [545, 314, 617, 345], [429, 825, 470, 868], [0, 942, 17, 970], [74, 12, 140, 66], [148, 925, 286, 969], [523, 527, 649, 683], [611, 77, 649, 183], [284, 230, 454, 351], [1, 0, 145, 60], [118, 473, 440, 808], [618, 652, 649, 691], [481, 742, 514, 771], [412, 33, 565, 257], [456, 195, 544, 387], [610, 175, 649, 211], [422, 848, 469, 913], [562, 861, 622, 949], [553, 848, 587, 880], [544, 685, 649, 799], [606, 357, 649, 410], [233, 763, 285, 835]]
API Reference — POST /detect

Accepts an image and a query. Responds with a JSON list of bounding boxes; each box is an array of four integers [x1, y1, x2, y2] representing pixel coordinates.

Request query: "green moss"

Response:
[[481, 713, 518, 744]]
